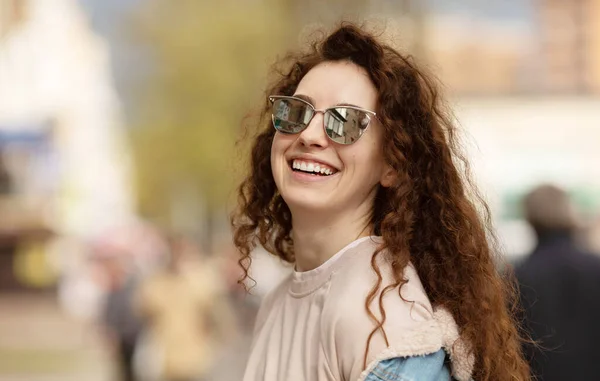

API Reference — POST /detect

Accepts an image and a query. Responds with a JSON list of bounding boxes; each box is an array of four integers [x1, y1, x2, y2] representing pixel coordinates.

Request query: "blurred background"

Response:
[[0, 0, 599, 380]]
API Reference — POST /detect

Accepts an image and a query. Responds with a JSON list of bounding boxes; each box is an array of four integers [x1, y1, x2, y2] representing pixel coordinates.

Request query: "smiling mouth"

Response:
[[289, 159, 338, 176]]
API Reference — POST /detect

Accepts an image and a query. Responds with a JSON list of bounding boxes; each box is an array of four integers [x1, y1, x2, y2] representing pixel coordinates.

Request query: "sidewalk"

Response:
[[0, 293, 115, 381], [0, 292, 255, 381]]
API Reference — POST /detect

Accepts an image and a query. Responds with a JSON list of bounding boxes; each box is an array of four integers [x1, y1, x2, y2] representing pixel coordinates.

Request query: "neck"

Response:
[[291, 207, 373, 272]]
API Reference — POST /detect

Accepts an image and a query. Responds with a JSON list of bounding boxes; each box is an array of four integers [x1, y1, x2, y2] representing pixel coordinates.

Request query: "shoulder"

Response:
[[328, 237, 431, 303], [578, 251, 600, 269], [330, 258, 439, 351], [327, 246, 435, 334], [323, 244, 474, 381], [323, 245, 443, 379], [252, 272, 293, 335]]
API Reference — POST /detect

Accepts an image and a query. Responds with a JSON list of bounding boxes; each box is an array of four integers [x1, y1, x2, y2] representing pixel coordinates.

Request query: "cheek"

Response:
[[273, 132, 298, 151], [271, 134, 285, 161], [271, 133, 293, 169], [365, 133, 386, 169], [347, 139, 385, 173]]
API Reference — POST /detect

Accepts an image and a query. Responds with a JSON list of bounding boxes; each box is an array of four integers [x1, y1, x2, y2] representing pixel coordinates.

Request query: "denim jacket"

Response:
[[355, 308, 473, 381], [364, 349, 451, 381]]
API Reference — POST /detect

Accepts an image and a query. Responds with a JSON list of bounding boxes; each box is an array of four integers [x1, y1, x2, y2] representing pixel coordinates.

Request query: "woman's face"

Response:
[[270, 60, 393, 217]]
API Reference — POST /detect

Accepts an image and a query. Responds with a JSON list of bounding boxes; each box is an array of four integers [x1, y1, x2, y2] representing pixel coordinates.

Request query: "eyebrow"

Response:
[[292, 93, 364, 109]]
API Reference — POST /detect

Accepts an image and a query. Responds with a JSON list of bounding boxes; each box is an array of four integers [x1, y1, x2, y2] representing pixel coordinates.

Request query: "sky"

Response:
[[428, 0, 532, 21]]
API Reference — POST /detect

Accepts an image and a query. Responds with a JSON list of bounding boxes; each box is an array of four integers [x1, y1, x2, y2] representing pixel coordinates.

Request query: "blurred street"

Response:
[[0, 293, 114, 381], [0, 293, 253, 381]]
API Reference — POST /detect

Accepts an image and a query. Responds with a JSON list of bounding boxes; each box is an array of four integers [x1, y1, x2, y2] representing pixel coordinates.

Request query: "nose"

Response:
[[298, 111, 329, 148]]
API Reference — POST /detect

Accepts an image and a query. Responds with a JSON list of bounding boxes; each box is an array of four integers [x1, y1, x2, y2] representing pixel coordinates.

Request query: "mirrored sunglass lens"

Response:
[[271, 98, 312, 133], [324, 107, 370, 144]]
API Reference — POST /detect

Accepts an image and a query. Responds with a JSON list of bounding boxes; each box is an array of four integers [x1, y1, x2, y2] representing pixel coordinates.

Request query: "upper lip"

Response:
[[288, 155, 340, 171]]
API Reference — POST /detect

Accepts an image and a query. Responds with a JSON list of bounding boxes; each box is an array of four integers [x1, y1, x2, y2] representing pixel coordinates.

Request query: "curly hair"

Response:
[[231, 22, 530, 380]]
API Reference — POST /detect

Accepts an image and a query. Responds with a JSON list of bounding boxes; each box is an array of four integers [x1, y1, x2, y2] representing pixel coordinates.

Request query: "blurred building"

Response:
[[0, 0, 135, 290], [423, 0, 600, 96], [426, 15, 532, 95], [536, 0, 600, 94]]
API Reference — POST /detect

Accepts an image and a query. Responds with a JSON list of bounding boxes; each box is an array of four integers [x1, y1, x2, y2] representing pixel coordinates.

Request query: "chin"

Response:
[[280, 192, 331, 213]]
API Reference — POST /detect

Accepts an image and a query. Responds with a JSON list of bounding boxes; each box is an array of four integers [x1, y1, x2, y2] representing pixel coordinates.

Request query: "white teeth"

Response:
[[292, 159, 336, 176]]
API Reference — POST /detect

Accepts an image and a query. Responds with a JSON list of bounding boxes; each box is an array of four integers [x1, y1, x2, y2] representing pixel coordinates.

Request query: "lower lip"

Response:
[[290, 167, 337, 182]]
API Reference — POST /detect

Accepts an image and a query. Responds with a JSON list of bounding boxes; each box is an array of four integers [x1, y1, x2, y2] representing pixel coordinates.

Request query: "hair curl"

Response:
[[231, 22, 530, 380]]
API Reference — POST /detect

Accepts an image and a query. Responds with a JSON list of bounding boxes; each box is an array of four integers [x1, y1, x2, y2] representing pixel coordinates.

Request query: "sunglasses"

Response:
[[268, 95, 377, 145]]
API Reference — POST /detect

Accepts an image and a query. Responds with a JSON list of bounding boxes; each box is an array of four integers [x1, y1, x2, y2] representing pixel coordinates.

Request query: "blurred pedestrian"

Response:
[[136, 234, 235, 381], [0, 148, 12, 194], [99, 251, 142, 381], [516, 184, 600, 380], [231, 23, 529, 381]]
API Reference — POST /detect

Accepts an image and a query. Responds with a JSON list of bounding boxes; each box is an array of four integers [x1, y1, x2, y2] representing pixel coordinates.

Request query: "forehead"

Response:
[[294, 60, 377, 110]]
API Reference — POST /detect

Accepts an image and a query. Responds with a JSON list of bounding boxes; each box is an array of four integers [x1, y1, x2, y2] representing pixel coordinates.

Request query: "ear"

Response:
[[379, 164, 397, 188]]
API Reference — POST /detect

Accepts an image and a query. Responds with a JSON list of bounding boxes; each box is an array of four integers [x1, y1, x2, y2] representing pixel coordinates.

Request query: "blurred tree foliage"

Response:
[[127, 0, 374, 241], [129, 1, 293, 225]]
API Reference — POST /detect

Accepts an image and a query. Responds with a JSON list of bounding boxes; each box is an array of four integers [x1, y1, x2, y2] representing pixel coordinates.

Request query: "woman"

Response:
[[232, 23, 530, 381]]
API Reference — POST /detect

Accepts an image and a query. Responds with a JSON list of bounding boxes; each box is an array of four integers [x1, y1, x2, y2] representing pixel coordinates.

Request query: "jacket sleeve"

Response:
[[363, 349, 451, 381]]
